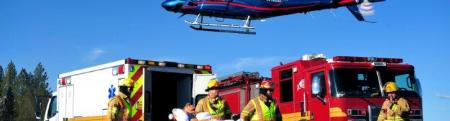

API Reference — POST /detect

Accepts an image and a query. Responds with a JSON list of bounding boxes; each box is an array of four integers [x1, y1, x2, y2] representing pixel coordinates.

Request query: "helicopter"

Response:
[[162, 0, 384, 34]]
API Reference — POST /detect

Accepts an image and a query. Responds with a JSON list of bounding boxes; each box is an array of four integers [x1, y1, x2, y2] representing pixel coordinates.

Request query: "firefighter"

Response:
[[240, 80, 282, 121], [107, 78, 133, 121], [377, 81, 410, 121], [195, 78, 232, 120]]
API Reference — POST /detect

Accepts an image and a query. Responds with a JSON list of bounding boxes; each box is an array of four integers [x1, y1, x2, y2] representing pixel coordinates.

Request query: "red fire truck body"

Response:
[[219, 55, 423, 121], [218, 72, 266, 114]]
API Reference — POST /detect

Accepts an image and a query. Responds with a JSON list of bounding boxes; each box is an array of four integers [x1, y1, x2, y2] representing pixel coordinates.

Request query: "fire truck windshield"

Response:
[[330, 68, 421, 98]]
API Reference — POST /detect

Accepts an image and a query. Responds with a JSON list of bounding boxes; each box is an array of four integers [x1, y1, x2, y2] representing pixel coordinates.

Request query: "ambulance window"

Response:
[[47, 96, 57, 118]]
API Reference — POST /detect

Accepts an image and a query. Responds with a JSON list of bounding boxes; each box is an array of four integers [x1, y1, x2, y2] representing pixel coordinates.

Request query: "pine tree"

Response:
[[3, 61, 16, 96], [16, 68, 33, 121], [0, 62, 50, 121], [33, 63, 50, 120], [16, 69, 29, 96], [16, 88, 35, 121], [33, 63, 49, 95], [0, 62, 17, 121], [0, 65, 3, 97], [0, 87, 16, 121]]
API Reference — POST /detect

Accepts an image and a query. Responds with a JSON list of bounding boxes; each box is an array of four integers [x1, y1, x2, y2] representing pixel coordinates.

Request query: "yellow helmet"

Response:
[[119, 78, 134, 87], [384, 82, 398, 93], [205, 78, 219, 91]]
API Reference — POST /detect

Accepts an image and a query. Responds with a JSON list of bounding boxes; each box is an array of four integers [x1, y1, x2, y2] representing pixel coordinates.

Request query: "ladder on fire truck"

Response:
[[218, 72, 265, 87]]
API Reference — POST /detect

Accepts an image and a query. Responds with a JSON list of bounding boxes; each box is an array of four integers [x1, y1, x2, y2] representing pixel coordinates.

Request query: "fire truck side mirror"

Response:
[[416, 78, 422, 96], [312, 76, 322, 95]]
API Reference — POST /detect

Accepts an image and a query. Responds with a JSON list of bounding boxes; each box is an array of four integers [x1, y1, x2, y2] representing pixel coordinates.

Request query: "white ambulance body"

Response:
[[42, 58, 215, 121]]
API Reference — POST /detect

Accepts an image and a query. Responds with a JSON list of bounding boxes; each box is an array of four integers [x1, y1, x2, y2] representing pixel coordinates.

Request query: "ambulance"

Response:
[[38, 58, 216, 121]]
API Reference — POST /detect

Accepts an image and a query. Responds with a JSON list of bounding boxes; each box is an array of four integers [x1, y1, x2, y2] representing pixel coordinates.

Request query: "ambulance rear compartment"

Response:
[[144, 67, 194, 121]]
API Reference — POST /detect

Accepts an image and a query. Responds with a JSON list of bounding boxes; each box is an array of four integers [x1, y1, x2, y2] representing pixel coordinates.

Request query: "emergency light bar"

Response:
[[302, 54, 326, 60], [333, 56, 403, 63], [112, 65, 125, 76], [125, 58, 212, 70], [59, 78, 66, 85], [59, 77, 71, 86], [219, 72, 263, 87]]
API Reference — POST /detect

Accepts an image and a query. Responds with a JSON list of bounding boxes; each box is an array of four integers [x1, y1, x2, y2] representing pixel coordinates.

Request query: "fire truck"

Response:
[[37, 58, 216, 121], [218, 72, 267, 115], [218, 54, 423, 121]]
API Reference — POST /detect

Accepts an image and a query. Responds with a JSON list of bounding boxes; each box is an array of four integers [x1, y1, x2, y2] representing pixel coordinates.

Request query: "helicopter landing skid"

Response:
[[184, 14, 255, 35]]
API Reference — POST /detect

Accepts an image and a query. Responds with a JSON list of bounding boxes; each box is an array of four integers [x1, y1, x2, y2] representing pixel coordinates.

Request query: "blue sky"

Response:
[[1, 0, 449, 120]]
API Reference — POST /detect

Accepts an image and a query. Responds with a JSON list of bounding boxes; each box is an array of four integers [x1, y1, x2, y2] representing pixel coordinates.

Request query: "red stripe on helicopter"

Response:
[[338, 0, 356, 5], [193, 2, 320, 11], [182, 6, 197, 9]]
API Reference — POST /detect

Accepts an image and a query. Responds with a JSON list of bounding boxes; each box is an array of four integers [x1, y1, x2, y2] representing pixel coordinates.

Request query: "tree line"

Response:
[[0, 61, 51, 121]]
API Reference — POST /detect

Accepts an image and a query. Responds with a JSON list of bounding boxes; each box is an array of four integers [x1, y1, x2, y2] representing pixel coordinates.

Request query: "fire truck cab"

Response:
[[271, 54, 422, 121]]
